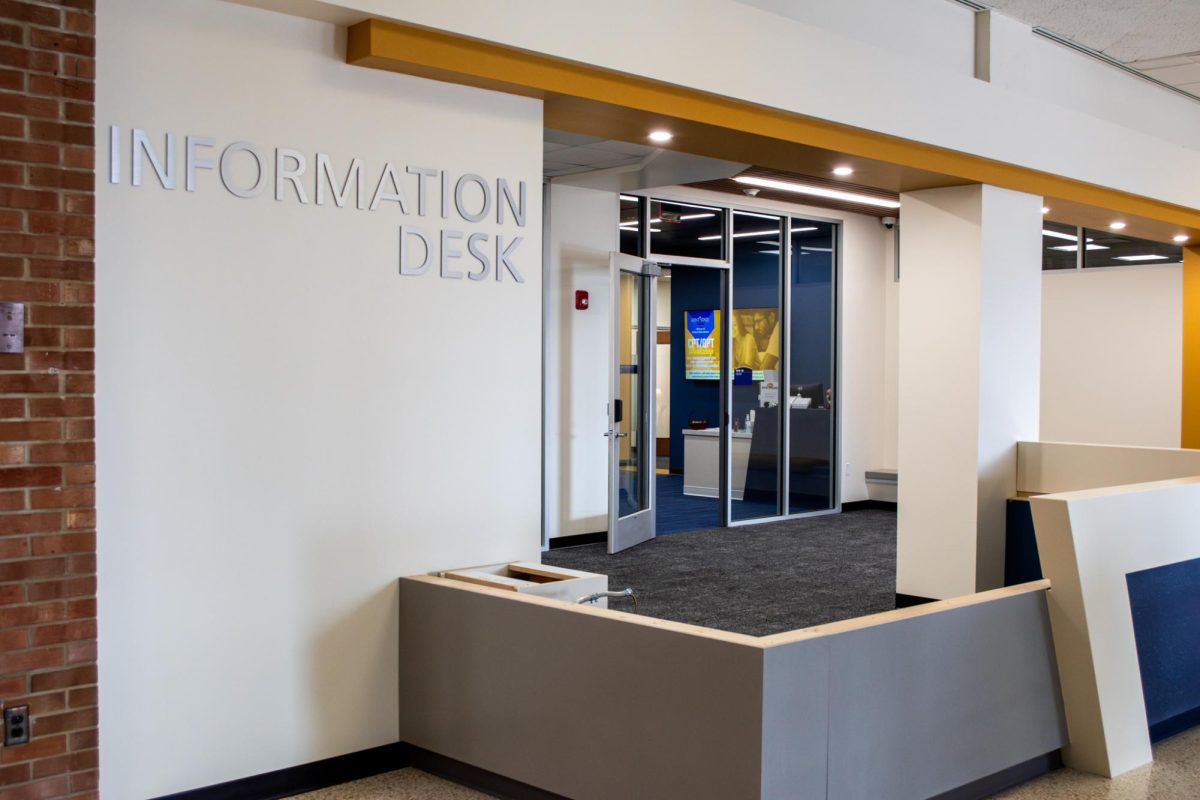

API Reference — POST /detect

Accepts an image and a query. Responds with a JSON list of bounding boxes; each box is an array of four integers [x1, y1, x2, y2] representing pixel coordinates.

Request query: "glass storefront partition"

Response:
[[613, 193, 840, 533], [730, 212, 783, 521], [788, 219, 836, 513]]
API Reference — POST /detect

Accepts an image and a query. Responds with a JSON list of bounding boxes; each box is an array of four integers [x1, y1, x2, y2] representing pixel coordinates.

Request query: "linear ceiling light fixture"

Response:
[[697, 229, 779, 241], [1043, 229, 1081, 242], [1051, 244, 1108, 251], [733, 176, 900, 209], [680, 212, 716, 220], [1114, 255, 1169, 261]]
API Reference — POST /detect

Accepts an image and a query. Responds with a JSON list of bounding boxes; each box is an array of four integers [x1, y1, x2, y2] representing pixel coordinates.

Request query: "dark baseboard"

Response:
[[1151, 706, 1200, 743], [410, 745, 568, 800], [153, 743, 409, 800], [930, 751, 1062, 800], [155, 740, 1062, 800], [895, 593, 937, 608], [547, 531, 606, 549], [842, 500, 897, 512]]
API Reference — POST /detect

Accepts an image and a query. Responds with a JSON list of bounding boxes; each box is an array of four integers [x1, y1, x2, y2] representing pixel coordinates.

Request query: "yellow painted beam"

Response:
[[1184, 247, 1200, 449], [347, 18, 1200, 240]]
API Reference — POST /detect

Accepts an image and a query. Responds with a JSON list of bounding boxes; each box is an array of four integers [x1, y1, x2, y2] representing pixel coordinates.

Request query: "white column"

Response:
[[896, 185, 1042, 599]]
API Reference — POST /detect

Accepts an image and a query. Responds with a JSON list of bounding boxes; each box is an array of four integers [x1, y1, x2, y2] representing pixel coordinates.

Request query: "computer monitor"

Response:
[[792, 383, 824, 408]]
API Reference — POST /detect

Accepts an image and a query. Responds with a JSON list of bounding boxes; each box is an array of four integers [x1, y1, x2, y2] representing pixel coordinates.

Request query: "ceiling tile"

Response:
[[543, 129, 605, 147]]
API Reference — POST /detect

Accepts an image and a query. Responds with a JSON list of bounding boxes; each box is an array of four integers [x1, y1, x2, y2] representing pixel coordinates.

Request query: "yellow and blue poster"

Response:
[[684, 309, 720, 380]]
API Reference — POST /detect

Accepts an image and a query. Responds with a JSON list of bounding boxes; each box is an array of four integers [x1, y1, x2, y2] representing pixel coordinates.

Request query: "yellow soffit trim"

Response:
[[1183, 247, 1200, 449], [346, 18, 1200, 233]]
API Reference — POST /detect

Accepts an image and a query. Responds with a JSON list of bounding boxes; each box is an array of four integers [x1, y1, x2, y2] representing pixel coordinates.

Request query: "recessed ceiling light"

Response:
[[833, 166, 854, 176], [1114, 255, 1168, 261], [648, 130, 673, 143], [1174, 235, 1190, 243], [733, 176, 900, 209], [1041, 207, 1050, 214], [1109, 221, 1126, 230]]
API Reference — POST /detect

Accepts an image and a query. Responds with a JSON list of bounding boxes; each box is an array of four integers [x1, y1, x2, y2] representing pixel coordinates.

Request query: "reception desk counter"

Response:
[[682, 428, 751, 499]]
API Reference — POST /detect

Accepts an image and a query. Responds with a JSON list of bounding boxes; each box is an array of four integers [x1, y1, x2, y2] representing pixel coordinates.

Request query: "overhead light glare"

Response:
[[733, 176, 900, 209], [734, 211, 781, 220], [1042, 229, 1092, 243], [801, 246, 833, 252], [697, 228, 781, 241], [619, 194, 640, 202], [1114, 255, 1169, 261], [832, 166, 854, 176], [648, 130, 673, 143], [1174, 235, 1189, 243], [758, 250, 782, 255], [1051, 244, 1108, 252], [1109, 221, 1126, 230], [1041, 207, 1050, 214], [791, 227, 819, 233], [679, 213, 716, 220]]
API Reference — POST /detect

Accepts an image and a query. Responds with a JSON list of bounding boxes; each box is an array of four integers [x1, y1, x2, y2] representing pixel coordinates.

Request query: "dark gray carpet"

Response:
[[542, 509, 897, 637]]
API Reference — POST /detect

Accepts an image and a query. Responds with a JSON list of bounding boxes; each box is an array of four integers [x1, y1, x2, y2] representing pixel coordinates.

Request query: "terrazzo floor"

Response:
[[294, 726, 1200, 798]]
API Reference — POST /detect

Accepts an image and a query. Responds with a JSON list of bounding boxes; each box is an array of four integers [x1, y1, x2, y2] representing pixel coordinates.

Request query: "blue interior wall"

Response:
[[669, 266, 722, 471]]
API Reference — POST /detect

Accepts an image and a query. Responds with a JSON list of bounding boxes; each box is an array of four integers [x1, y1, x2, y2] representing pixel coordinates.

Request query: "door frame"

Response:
[[607, 252, 659, 553]]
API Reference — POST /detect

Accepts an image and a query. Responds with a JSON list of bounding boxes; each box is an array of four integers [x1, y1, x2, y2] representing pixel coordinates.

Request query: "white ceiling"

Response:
[[975, 0, 1200, 97], [543, 129, 659, 177]]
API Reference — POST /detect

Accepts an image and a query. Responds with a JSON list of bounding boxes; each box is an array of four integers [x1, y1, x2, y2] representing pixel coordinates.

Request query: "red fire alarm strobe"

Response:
[[575, 290, 589, 310]]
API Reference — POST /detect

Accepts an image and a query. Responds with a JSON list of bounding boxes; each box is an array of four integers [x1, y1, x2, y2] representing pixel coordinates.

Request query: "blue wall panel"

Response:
[[1127, 558, 1200, 742]]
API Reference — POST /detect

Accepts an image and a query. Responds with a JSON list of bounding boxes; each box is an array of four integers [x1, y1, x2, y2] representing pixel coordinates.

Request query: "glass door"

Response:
[[607, 253, 657, 553]]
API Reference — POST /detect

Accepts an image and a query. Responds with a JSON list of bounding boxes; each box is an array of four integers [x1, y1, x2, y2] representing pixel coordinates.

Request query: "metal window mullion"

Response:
[[780, 218, 791, 517], [719, 266, 732, 528]]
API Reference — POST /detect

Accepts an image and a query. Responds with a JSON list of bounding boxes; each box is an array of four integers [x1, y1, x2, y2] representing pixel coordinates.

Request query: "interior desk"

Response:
[[682, 428, 751, 500]]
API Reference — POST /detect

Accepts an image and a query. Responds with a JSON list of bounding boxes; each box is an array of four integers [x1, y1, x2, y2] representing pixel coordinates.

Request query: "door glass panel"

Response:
[[617, 270, 646, 518], [731, 211, 783, 521], [789, 218, 836, 513]]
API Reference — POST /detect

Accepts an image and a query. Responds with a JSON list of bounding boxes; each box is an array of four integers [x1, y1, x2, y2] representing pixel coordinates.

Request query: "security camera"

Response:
[[880, 216, 897, 230]]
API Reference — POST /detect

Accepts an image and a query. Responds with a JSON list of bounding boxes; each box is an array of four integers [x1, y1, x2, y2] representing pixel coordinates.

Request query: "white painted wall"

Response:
[[245, 0, 1200, 210], [897, 186, 1042, 599], [1041, 265, 1182, 448], [544, 184, 614, 539], [96, 1, 542, 796]]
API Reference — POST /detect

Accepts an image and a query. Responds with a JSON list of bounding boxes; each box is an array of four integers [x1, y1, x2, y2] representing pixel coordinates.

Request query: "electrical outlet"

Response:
[[4, 705, 29, 746]]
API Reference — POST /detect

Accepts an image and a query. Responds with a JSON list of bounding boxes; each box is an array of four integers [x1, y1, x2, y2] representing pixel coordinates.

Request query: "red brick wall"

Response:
[[0, 1, 96, 798]]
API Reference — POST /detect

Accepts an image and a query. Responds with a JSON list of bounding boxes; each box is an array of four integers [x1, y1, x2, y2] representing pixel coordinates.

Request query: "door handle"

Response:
[[603, 430, 629, 438]]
